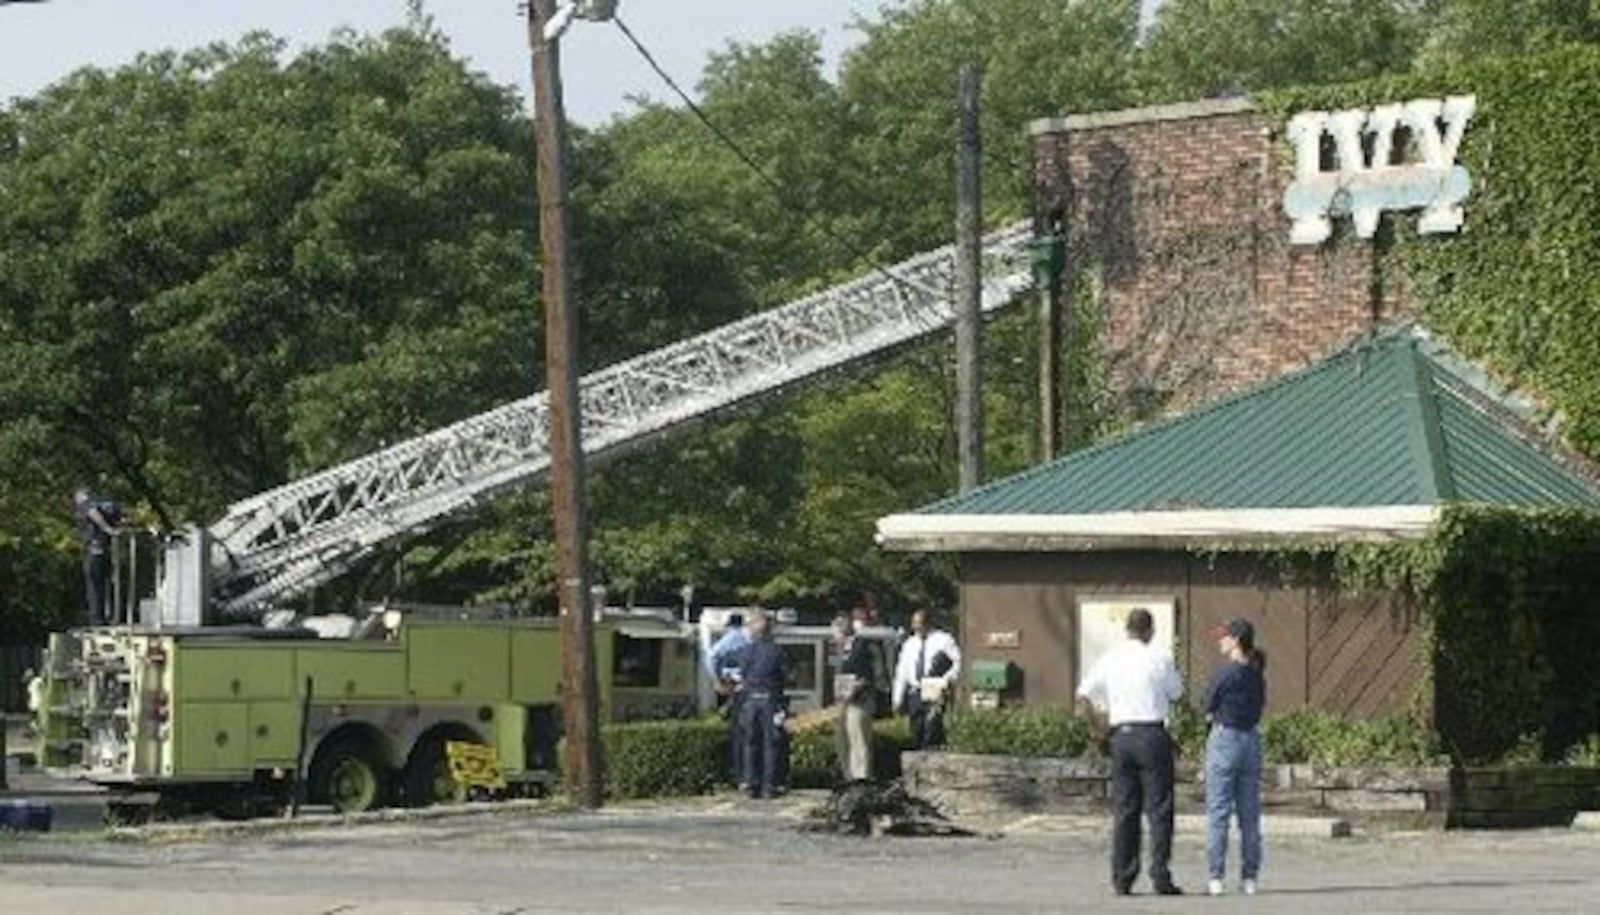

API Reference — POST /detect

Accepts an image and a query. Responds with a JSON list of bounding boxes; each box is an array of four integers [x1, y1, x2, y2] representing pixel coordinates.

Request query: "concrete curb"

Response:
[[1238, 813, 1353, 839], [107, 790, 839, 842], [108, 798, 563, 842], [1002, 812, 1352, 840]]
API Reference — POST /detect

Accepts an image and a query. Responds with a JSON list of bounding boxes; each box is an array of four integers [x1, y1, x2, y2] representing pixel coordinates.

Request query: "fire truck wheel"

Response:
[[403, 735, 470, 807], [310, 735, 391, 814]]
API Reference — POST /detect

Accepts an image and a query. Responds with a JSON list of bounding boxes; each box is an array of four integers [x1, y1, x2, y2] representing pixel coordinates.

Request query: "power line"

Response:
[[609, 15, 943, 300], [610, 16, 793, 217]]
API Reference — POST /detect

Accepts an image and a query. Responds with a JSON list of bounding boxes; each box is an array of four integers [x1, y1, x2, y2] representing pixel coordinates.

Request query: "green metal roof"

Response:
[[919, 326, 1600, 516]]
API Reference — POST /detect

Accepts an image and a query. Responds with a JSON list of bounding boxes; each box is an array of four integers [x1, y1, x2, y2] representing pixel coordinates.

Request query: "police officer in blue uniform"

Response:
[[708, 613, 751, 786], [737, 611, 789, 799]]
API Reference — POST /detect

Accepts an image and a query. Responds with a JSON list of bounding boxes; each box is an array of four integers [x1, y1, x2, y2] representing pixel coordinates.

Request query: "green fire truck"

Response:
[[36, 612, 618, 819], [34, 601, 880, 819]]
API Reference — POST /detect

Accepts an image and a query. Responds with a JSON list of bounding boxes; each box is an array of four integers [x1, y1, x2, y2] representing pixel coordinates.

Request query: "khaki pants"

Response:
[[842, 698, 874, 781]]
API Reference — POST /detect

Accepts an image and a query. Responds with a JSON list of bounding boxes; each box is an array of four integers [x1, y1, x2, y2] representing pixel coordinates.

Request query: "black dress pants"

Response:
[[1109, 724, 1176, 892], [906, 694, 946, 750]]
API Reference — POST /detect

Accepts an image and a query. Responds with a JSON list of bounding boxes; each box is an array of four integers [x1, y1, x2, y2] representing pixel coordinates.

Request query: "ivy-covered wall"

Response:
[[1252, 47, 1600, 763], [1338, 506, 1600, 763], [1263, 44, 1600, 456]]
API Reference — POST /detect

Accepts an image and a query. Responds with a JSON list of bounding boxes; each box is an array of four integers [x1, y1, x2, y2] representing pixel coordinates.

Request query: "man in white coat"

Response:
[[893, 610, 961, 750]]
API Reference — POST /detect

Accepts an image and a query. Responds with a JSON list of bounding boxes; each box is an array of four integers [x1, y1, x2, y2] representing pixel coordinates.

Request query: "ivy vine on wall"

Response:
[[1225, 505, 1600, 763], [1260, 44, 1600, 455]]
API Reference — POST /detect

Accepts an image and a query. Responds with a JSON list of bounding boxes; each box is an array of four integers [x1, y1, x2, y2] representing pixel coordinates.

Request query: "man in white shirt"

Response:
[[892, 610, 961, 750], [1076, 608, 1185, 897]]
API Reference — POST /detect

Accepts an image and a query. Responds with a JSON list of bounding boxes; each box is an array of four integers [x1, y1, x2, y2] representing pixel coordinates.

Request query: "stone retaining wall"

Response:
[[1449, 766, 1600, 828], [902, 753, 1600, 829]]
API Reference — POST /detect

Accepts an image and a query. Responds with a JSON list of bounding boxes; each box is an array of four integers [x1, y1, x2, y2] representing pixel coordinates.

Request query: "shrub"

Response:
[[1167, 701, 1209, 762], [1496, 731, 1548, 767], [1260, 708, 1334, 765], [601, 715, 918, 798], [788, 726, 833, 787], [946, 707, 1096, 758], [1562, 733, 1600, 767], [602, 719, 727, 800], [1260, 709, 1442, 767]]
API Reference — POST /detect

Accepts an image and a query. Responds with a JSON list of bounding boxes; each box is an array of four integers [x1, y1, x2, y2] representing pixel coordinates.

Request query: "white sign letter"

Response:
[[1282, 94, 1475, 245]]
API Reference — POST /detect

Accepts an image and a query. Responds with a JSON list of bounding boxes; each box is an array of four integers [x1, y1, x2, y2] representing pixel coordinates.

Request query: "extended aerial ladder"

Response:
[[157, 222, 1037, 623]]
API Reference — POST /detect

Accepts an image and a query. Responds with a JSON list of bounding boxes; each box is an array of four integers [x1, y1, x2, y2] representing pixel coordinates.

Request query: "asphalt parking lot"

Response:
[[3, 789, 1600, 914]]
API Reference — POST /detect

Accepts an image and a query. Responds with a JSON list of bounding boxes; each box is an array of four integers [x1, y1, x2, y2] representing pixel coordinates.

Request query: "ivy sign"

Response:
[[1283, 95, 1476, 245]]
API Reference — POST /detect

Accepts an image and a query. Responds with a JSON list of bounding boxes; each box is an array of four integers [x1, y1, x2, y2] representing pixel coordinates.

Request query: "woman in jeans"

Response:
[[1203, 618, 1266, 897]]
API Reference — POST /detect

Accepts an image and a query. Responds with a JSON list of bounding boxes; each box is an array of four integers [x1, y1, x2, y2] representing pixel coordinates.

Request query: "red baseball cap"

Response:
[[1208, 618, 1254, 642]]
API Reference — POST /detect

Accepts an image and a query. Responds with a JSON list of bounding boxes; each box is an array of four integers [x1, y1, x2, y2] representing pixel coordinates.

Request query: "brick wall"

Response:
[[1031, 99, 1411, 414]]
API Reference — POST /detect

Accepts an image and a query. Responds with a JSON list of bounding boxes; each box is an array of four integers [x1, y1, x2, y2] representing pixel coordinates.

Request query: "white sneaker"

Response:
[[1241, 879, 1258, 896], [1207, 879, 1225, 896]]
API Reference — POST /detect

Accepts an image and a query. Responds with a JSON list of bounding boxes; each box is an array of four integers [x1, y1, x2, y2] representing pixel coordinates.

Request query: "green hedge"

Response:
[[601, 716, 916, 799], [1424, 508, 1600, 763], [946, 706, 1096, 758], [602, 719, 727, 800], [947, 706, 1443, 767], [599, 707, 1577, 798]]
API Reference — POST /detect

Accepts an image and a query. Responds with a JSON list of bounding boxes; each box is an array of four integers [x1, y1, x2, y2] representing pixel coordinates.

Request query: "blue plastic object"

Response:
[[0, 798, 53, 832]]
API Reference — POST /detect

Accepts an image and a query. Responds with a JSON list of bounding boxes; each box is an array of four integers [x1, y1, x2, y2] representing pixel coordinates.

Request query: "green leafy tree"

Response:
[[0, 25, 538, 629], [568, 33, 870, 609], [570, 32, 866, 372], [1139, 0, 1422, 100], [841, 0, 1142, 249], [1417, 0, 1600, 69], [567, 15, 1079, 616]]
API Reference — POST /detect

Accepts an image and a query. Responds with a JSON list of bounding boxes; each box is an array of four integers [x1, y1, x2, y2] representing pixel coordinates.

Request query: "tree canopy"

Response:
[[0, 25, 538, 629], [6, 0, 1600, 635]]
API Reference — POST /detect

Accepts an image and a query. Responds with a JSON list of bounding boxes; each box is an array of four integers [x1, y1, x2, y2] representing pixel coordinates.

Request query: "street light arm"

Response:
[[542, 3, 577, 41], [542, 0, 616, 42]]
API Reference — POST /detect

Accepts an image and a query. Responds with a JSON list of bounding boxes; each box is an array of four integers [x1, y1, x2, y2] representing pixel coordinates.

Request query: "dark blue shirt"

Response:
[[76, 501, 115, 554], [1203, 660, 1265, 730], [739, 638, 789, 694]]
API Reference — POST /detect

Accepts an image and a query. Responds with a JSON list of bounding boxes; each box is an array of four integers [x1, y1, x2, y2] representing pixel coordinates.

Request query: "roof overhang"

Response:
[[875, 505, 1440, 552]]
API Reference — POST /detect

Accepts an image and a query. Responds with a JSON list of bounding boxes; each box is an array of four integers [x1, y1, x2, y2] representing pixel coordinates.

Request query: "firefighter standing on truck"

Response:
[[73, 486, 120, 626]]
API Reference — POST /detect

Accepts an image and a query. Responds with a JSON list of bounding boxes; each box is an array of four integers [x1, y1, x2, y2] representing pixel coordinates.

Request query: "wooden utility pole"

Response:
[[954, 63, 983, 494], [527, 0, 601, 809]]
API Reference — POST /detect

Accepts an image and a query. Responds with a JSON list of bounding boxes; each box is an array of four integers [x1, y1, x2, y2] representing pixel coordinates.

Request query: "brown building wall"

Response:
[[959, 551, 1422, 719], [1030, 100, 1412, 416]]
